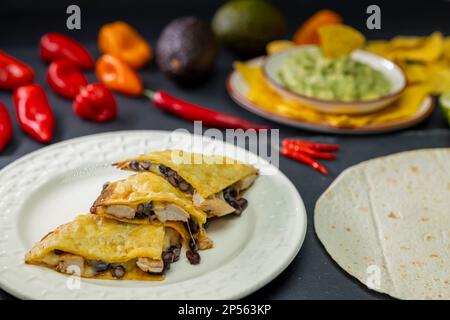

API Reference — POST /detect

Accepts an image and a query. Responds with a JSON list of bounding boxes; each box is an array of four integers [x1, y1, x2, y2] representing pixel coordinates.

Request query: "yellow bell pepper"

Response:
[[98, 21, 152, 69]]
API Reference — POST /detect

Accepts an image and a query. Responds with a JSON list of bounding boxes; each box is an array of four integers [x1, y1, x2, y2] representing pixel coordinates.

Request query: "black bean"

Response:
[[186, 250, 201, 265], [175, 173, 185, 183], [158, 164, 170, 177], [53, 249, 64, 255], [189, 238, 198, 251], [139, 161, 151, 170], [229, 187, 238, 198], [135, 203, 148, 219], [111, 265, 126, 278], [228, 198, 241, 209], [162, 251, 174, 271], [188, 219, 199, 234], [237, 198, 248, 211], [91, 260, 109, 273], [233, 207, 243, 216], [170, 246, 181, 262], [143, 202, 153, 216], [166, 169, 176, 177], [223, 187, 238, 202], [168, 175, 178, 187], [135, 211, 146, 219], [136, 203, 144, 213], [129, 161, 140, 171], [178, 181, 190, 191]]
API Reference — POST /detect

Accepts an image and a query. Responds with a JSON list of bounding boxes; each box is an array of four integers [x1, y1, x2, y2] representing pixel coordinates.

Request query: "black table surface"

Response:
[[0, 0, 449, 300]]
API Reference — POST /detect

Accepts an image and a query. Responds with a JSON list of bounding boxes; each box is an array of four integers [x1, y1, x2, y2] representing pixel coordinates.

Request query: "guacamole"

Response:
[[278, 47, 392, 101]]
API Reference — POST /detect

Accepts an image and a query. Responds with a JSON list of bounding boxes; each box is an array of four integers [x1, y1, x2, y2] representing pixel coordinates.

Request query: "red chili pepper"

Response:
[[40, 32, 94, 70], [144, 90, 270, 131], [0, 101, 13, 152], [0, 51, 34, 91], [283, 138, 340, 151], [47, 59, 88, 99], [282, 140, 337, 159], [14, 84, 55, 143], [281, 147, 329, 175], [73, 83, 117, 123]]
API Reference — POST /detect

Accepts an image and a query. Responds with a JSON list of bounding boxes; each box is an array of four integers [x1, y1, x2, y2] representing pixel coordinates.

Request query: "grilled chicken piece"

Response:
[[234, 174, 257, 192], [106, 205, 136, 219], [193, 192, 235, 217], [197, 234, 214, 250], [154, 204, 189, 222], [55, 254, 85, 274], [136, 258, 164, 274]]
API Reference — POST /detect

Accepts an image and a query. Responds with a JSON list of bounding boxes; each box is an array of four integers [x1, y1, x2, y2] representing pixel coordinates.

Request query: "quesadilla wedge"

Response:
[[90, 172, 213, 250], [25, 215, 189, 280], [113, 150, 258, 218]]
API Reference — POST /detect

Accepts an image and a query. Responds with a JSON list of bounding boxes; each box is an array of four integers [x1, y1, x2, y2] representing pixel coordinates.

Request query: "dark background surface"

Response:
[[0, 0, 449, 300]]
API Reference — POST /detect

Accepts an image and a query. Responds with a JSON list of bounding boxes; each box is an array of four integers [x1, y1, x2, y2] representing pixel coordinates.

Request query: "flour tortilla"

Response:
[[315, 148, 450, 300]]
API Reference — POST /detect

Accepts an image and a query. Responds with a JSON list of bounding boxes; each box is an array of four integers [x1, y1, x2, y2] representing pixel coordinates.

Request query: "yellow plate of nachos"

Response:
[[227, 57, 435, 134]]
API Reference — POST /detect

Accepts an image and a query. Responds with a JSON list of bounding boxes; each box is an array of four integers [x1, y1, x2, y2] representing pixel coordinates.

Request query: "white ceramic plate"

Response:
[[0, 131, 307, 300], [227, 57, 434, 134], [263, 46, 406, 114]]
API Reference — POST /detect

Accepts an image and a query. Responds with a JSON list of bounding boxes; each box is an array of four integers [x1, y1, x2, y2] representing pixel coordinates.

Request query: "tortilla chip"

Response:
[[399, 60, 450, 93], [392, 32, 444, 63], [430, 68, 450, 93], [234, 62, 429, 128], [390, 35, 425, 49], [266, 40, 296, 55], [368, 84, 430, 124], [367, 33, 450, 93], [443, 36, 450, 61], [365, 40, 390, 56], [318, 24, 365, 58], [400, 62, 430, 83]]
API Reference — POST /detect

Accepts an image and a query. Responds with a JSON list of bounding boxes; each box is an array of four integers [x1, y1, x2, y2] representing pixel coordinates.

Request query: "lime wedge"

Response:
[[439, 91, 450, 127]]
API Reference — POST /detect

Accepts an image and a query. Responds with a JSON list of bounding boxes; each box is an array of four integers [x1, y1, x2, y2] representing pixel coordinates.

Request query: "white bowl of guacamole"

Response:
[[263, 46, 406, 114]]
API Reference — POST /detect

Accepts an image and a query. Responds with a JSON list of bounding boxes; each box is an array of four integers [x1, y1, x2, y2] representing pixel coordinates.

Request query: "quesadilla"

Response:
[[25, 215, 189, 280], [90, 172, 213, 250], [113, 150, 258, 218], [315, 148, 450, 300]]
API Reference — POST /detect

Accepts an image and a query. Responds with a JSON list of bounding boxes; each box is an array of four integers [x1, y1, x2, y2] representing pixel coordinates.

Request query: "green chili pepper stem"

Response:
[[143, 89, 156, 101]]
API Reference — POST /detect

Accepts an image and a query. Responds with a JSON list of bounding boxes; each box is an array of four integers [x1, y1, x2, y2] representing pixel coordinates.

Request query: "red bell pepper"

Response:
[[73, 83, 117, 122], [0, 101, 13, 152], [0, 51, 34, 91], [47, 59, 88, 99], [14, 84, 55, 143], [40, 32, 94, 70]]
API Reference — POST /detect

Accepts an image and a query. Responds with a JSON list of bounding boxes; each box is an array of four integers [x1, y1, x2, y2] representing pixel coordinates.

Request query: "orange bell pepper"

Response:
[[98, 21, 152, 69], [293, 10, 343, 45], [96, 54, 143, 96]]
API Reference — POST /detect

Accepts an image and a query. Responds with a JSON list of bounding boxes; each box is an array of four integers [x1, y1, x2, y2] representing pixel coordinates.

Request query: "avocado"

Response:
[[212, 0, 287, 57], [156, 17, 218, 86]]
